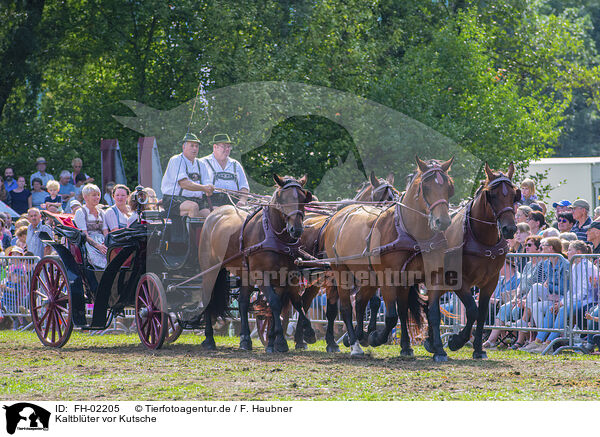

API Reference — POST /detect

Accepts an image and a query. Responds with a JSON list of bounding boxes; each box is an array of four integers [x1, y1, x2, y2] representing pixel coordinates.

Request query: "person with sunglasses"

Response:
[[556, 211, 575, 233], [199, 134, 249, 213]]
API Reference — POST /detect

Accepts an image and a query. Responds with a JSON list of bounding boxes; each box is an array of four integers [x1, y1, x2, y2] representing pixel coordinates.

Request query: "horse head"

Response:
[[410, 156, 454, 232], [481, 162, 519, 239], [273, 174, 313, 239], [365, 171, 397, 203]]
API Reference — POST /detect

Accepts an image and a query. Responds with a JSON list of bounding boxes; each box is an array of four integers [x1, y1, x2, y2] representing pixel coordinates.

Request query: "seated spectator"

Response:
[[526, 240, 597, 353], [571, 199, 592, 241], [594, 206, 600, 221], [12, 226, 28, 251], [145, 187, 161, 211], [526, 211, 546, 236], [583, 308, 600, 352], [58, 170, 76, 211], [102, 181, 116, 206], [0, 217, 8, 251], [30, 178, 47, 209], [529, 203, 543, 213], [104, 184, 131, 232], [551, 200, 573, 228], [8, 176, 31, 215], [26, 208, 53, 258], [515, 205, 532, 224], [483, 258, 522, 349], [519, 178, 538, 206], [559, 232, 577, 242], [42, 180, 63, 213], [73, 173, 86, 204], [512, 222, 531, 271], [29, 157, 54, 188], [521, 237, 569, 351], [69, 199, 82, 215], [557, 212, 575, 233], [585, 220, 600, 254], [70, 157, 94, 185], [0, 213, 13, 248], [74, 184, 107, 269], [542, 227, 560, 239], [127, 188, 155, 226]]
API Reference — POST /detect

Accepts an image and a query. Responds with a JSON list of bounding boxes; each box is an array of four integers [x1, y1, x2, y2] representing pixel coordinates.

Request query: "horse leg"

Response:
[[353, 286, 369, 346], [325, 286, 340, 353], [447, 287, 478, 352], [263, 285, 288, 353], [201, 312, 217, 350], [368, 286, 398, 347], [473, 287, 493, 360], [367, 293, 381, 335], [337, 271, 362, 356], [397, 290, 414, 357], [424, 291, 447, 362], [289, 286, 316, 349], [238, 286, 252, 351]]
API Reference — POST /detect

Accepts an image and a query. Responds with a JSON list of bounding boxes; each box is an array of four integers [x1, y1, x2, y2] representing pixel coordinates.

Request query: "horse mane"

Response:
[[475, 170, 508, 196], [410, 159, 454, 190]]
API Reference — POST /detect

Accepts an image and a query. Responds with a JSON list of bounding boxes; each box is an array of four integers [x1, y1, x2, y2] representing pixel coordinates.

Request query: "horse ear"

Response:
[[273, 173, 285, 187], [386, 172, 394, 185], [415, 155, 428, 173], [369, 171, 380, 188], [441, 156, 454, 173], [298, 174, 308, 186], [514, 188, 522, 203], [507, 162, 515, 179], [484, 162, 494, 181], [304, 190, 313, 203]]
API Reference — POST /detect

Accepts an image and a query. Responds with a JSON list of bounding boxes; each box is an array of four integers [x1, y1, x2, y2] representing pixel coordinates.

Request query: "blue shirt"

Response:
[[541, 256, 570, 296], [31, 190, 47, 208], [492, 273, 521, 299], [4, 179, 17, 192], [26, 222, 53, 258], [58, 183, 75, 209], [30, 171, 54, 188]]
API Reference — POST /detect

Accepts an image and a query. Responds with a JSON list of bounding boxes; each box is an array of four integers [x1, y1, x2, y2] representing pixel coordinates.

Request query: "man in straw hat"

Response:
[[161, 133, 215, 217], [199, 133, 249, 210], [30, 157, 54, 189]]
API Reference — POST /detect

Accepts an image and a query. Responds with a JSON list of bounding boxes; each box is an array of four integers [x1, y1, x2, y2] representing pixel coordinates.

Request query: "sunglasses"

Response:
[[558, 218, 569, 223], [525, 242, 536, 247]]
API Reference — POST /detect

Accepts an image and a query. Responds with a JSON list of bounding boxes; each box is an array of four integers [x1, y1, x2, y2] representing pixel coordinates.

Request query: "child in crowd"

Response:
[[0, 246, 27, 330], [519, 178, 538, 206], [12, 226, 28, 251], [42, 180, 63, 213], [73, 173, 87, 204]]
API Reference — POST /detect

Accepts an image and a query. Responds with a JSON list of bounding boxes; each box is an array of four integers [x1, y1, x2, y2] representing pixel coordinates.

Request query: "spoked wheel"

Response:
[[256, 303, 291, 346], [165, 312, 183, 344], [135, 273, 168, 350], [29, 257, 73, 347]]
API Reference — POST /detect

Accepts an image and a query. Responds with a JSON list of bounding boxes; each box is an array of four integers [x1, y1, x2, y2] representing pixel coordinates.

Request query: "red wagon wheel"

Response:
[[135, 273, 168, 350], [29, 256, 74, 348], [256, 303, 292, 347], [165, 312, 183, 343]]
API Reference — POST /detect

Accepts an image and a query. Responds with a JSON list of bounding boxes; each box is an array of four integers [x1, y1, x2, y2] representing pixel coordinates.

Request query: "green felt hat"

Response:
[[181, 132, 201, 144], [212, 133, 235, 145]]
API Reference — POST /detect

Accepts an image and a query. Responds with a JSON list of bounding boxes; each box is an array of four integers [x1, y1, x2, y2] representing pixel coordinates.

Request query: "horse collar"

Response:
[[463, 200, 508, 259]]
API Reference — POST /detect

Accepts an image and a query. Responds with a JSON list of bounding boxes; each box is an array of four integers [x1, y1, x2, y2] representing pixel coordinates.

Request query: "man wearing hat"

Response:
[[550, 199, 572, 229], [584, 221, 600, 253], [160, 133, 215, 218], [571, 199, 592, 242], [199, 133, 249, 210], [29, 157, 54, 189]]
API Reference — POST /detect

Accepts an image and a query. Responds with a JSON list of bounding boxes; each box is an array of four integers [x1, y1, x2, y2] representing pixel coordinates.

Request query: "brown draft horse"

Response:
[[319, 157, 454, 357], [297, 171, 398, 352], [199, 174, 314, 352], [426, 163, 519, 360]]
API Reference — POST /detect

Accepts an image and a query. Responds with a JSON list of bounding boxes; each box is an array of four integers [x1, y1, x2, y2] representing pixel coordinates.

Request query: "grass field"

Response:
[[1, 330, 599, 401]]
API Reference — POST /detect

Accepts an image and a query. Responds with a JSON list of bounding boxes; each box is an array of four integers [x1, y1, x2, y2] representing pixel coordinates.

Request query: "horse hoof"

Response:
[[368, 331, 381, 347], [326, 344, 340, 353], [342, 334, 350, 348], [473, 350, 488, 360], [201, 339, 216, 351], [275, 339, 289, 353], [303, 328, 317, 345], [265, 346, 274, 354], [423, 338, 434, 354], [350, 342, 364, 356], [359, 336, 369, 347], [400, 348, 414, 357], [295, 342, 308, 350], [448, 334, 464, 351], [432, 353, 448, 362], [239, 339, 252, 351]]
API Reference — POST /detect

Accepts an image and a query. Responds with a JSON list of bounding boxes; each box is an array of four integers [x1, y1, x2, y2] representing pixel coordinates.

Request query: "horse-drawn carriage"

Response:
[[28, 187, 218, 350]]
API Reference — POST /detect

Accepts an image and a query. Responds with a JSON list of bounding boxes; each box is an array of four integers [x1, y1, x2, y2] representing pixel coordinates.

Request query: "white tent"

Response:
[[0, 201, 19, 218]]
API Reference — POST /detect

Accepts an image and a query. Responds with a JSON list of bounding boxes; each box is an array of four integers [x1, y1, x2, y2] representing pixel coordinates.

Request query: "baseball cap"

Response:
[[552, 199, 571, 208], [584, 220, 600, 232], [572, 199, 590, 211]]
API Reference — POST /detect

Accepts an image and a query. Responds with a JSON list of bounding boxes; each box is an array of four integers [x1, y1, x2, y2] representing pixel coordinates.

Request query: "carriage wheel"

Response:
[[29, 257, 74, 348], [165, 313, 184, 343], [135, 273, 168, 350], [256, 304, 291, 346]]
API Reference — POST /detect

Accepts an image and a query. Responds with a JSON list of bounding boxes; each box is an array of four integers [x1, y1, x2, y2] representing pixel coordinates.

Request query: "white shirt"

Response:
[[74, 206, 108, 233], [104, 205, 131, 231], [200, 153, 249, 191], [160, 153, 209, 198], [570, 259, 599, 304]]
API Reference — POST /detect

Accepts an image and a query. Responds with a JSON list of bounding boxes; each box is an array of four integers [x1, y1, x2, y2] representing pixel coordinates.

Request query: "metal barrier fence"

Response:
[[0, 256, 40, 331]]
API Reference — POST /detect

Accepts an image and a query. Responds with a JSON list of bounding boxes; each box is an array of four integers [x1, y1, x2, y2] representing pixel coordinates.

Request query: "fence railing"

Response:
[[0, 256, 40, 331]]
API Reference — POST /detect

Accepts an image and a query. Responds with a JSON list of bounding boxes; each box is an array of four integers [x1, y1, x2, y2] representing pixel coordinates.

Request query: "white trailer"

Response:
[[526, 157, 600, 210]]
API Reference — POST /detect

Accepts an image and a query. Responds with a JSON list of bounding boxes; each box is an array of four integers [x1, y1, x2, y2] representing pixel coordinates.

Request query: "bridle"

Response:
[[415, 165, 452, 213], [370, 182, 395, 203], [484, 176, 518, 223], [271, 181, 310, 236]]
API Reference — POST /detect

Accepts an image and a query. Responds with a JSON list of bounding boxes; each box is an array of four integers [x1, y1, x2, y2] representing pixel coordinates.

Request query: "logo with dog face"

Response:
[[3, 403, 50, 434]]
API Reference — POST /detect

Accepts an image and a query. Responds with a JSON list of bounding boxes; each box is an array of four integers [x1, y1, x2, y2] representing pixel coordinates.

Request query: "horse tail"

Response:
[[205, 268, 232, 320], [407, 284, 426, 328]]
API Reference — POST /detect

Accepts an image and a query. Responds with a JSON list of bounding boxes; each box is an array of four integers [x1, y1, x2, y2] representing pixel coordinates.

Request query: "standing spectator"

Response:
[[102, 181, 115, 206], [0, 246, 27, 329], [0, 214, 12, 250], [519, 178, 538, 206], [74, 184, 107, 269], [42, 180, 62, 213], [70, 157, 94, 185], [556, 212, 575, 233], [3, 168, 17, 192], [104, 184, 131, 231], [30, 178, 47, 209], [585, 220, 600, 254], [26, 208, 53, 258], [526, 211, 546, 236], [515, 205, 532, 224], [9, 176, 31, 215], [571, 199, 592, 241], [29, 157, 54, 188], [58, 170, 75, 211]]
